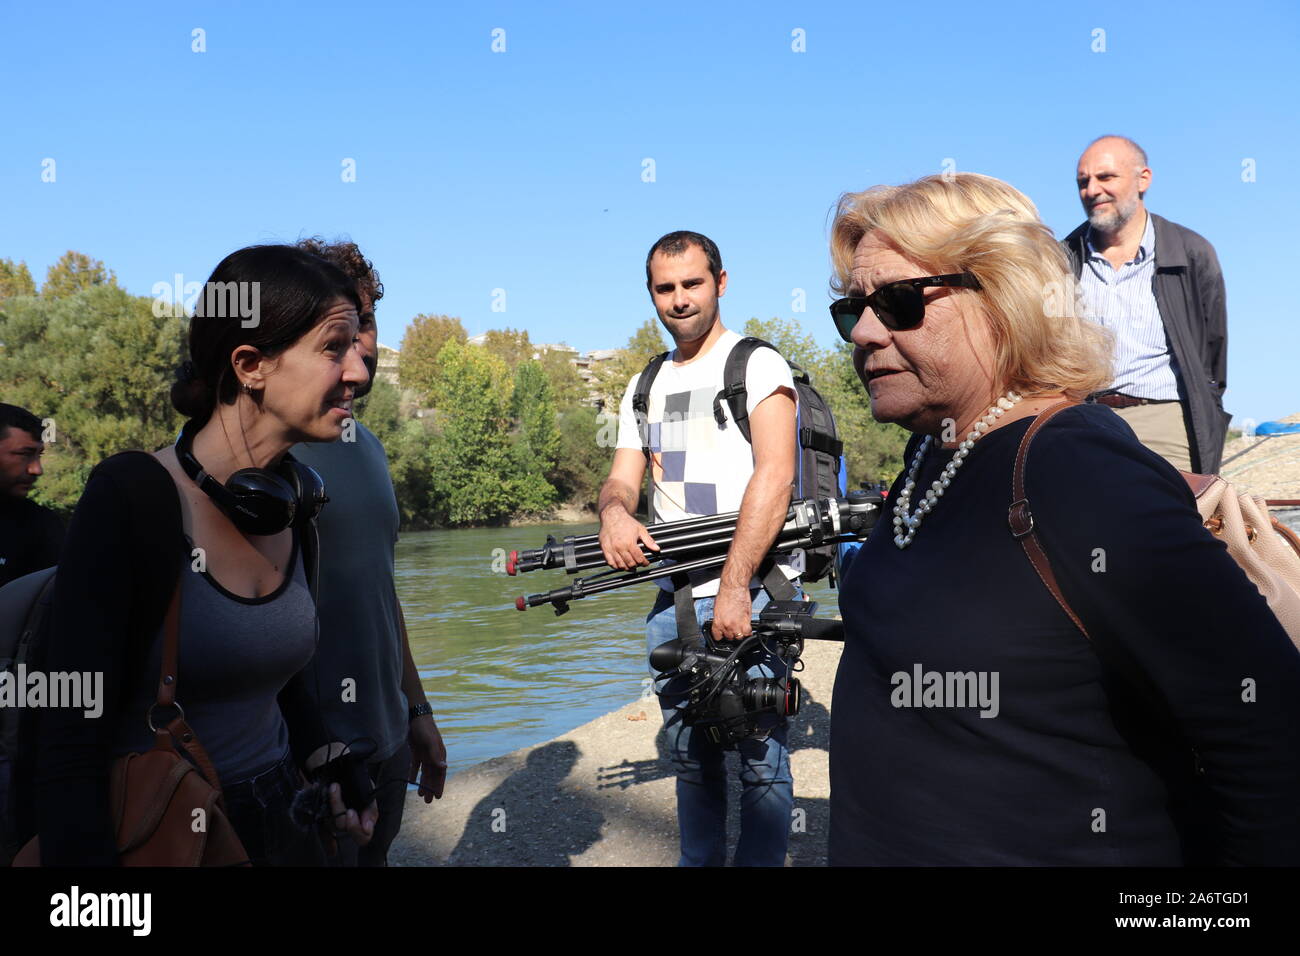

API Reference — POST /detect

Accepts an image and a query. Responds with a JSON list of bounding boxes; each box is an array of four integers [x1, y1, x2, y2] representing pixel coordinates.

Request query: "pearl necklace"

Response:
[[892, 390, 1024, 549]]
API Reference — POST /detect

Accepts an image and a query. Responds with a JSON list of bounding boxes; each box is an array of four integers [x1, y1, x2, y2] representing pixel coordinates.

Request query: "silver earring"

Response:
[[242, 382, 252, 395]]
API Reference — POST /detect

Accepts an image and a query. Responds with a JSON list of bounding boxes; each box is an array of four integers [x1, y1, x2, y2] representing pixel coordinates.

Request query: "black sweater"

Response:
[[0, 494, 64, 588], [31, 451, 327, 865], [829, 403, 1300, 865]]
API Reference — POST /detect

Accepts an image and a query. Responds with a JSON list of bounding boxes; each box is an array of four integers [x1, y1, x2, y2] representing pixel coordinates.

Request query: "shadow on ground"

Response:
[[594, 685, 832, 866], [392, 673, 836, 866]]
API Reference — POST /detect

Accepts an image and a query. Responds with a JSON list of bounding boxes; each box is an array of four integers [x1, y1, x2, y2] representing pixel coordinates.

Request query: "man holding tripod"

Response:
[[598, 231, 799, 866]]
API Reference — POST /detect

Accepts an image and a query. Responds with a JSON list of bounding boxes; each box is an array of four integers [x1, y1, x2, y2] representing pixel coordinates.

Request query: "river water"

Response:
[[399, 521, 837, 775]]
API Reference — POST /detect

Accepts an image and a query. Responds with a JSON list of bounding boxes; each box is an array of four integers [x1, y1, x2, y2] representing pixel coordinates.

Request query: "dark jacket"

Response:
[[28, 451, 326, 865], [0, 496, 64, 589], [1062, 212, 1230, 474], [830, 404, 1300, 865]]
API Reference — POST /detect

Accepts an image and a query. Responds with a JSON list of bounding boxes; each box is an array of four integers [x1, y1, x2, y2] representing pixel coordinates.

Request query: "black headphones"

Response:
[[176, 418, 328, 536]]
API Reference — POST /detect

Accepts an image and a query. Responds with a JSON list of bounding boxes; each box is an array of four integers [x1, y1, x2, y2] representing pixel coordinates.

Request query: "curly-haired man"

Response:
[[292, 238, 447, 866]]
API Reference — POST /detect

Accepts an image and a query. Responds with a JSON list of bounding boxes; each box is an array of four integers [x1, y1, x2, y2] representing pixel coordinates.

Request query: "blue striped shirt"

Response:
[[1078, 213, 1180, 401]]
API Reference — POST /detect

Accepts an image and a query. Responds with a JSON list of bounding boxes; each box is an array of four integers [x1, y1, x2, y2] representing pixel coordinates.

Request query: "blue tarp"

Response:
[[1256, 421, 1300, 436]]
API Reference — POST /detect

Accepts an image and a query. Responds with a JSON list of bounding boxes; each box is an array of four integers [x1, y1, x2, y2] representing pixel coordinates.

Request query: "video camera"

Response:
[[648, 600, 844, 745], [506, 491, 880, 743]]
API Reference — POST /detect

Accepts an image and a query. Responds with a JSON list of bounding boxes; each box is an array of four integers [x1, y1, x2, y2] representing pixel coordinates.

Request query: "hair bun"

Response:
[[170, 369, 213, 420]]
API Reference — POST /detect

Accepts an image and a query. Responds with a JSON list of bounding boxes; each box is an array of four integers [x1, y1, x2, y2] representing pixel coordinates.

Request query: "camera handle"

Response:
[[671, 559, 799, 642]]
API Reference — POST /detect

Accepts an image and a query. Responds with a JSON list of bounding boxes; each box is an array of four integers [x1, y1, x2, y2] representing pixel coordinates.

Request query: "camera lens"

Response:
[[744, 678, 801, 717]]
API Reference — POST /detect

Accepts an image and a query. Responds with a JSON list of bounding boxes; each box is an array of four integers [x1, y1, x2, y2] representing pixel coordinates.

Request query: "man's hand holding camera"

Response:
[[711, 581, 754, 641]]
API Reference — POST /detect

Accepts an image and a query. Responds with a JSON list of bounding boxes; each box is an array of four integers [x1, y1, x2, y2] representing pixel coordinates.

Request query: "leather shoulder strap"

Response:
[[1180, 470, 1218, 499], [110, 452, 226, 791], [1273, 519, 1300, 560], [1009, 404, 1219, 639], [1011, 419, 1212, 777], [1008, 401, 1091, 640], [155, 583, 182, 709]]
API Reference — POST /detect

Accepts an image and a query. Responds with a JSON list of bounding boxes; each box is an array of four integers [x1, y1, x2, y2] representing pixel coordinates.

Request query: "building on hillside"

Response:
[[535, 342, 578, 360], [466, 335, 579, 362], [462, 335, 626, 406], [574, 348, 623, 407], [376, 343, 400, 386]]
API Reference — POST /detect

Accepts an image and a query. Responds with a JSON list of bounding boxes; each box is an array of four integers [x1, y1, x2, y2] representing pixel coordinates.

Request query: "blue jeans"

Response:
[[646, 585, 797, 867]]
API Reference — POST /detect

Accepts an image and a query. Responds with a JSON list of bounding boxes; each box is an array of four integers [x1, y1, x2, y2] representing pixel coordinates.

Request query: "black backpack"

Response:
[[631, 336, 846, 583]]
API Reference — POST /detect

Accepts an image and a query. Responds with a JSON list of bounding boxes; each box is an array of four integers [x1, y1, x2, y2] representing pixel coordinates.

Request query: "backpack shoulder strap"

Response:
[[714, 336, 777, 445], [632, 351, 670, 459], [788, 360, 844, 459]]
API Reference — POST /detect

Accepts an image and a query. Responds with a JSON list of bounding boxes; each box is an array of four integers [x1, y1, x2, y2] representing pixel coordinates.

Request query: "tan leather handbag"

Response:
[[14, 583, 250, 866], [1182, 472, 1300, 649]]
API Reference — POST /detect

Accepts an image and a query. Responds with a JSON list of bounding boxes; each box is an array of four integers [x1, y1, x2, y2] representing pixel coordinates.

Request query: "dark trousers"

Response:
[[329, 739, 411, 867], [223, 752, 327, 867]]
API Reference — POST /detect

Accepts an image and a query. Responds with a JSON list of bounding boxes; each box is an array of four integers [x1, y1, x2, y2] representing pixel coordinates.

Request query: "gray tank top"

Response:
[[113, 531, 317, 784]]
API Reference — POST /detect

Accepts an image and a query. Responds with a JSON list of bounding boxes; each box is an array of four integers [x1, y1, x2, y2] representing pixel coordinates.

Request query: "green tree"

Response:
[[0, 284, 185, 514], [429, 340, 554, 524], [820, 341, 908, 487], [508, 360, 561, 517], [742, 316, 822, 372], [387, 417, 442, 529], [0, 258, 37, 300], [743, 316, 908, 488], [42, 251, 117, 299], [594, 318, 667, 409], [537, 346, 587, 407], [510, 360, 561, 470], [551, 405, 616, 509], [353, 377, 401, 446], [399, 313, 467, 405], [480, 328, 534, 372]]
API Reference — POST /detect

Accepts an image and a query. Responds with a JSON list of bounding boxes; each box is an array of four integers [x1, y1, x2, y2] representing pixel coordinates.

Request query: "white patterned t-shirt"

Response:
[[616, 328, 798, 596]]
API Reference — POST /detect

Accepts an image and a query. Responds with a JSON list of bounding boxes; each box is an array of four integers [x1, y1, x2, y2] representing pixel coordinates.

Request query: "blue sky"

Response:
[[2, 0, 1297, 423]]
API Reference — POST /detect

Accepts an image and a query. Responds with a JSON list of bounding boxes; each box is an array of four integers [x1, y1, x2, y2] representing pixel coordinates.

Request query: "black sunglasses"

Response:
[[829, 273, 981, 341]]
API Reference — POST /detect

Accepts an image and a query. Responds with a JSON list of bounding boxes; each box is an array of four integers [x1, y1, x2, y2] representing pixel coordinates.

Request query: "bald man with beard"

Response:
[[1063, 135, 1230, 474]]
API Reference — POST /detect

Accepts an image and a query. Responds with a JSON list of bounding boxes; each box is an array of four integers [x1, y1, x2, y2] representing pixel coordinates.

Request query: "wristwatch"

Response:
[[409, 702, 433, 721]]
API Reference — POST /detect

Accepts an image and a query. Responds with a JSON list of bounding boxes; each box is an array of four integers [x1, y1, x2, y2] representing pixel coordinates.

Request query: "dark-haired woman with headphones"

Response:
[[31, 245, 379, 865]]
